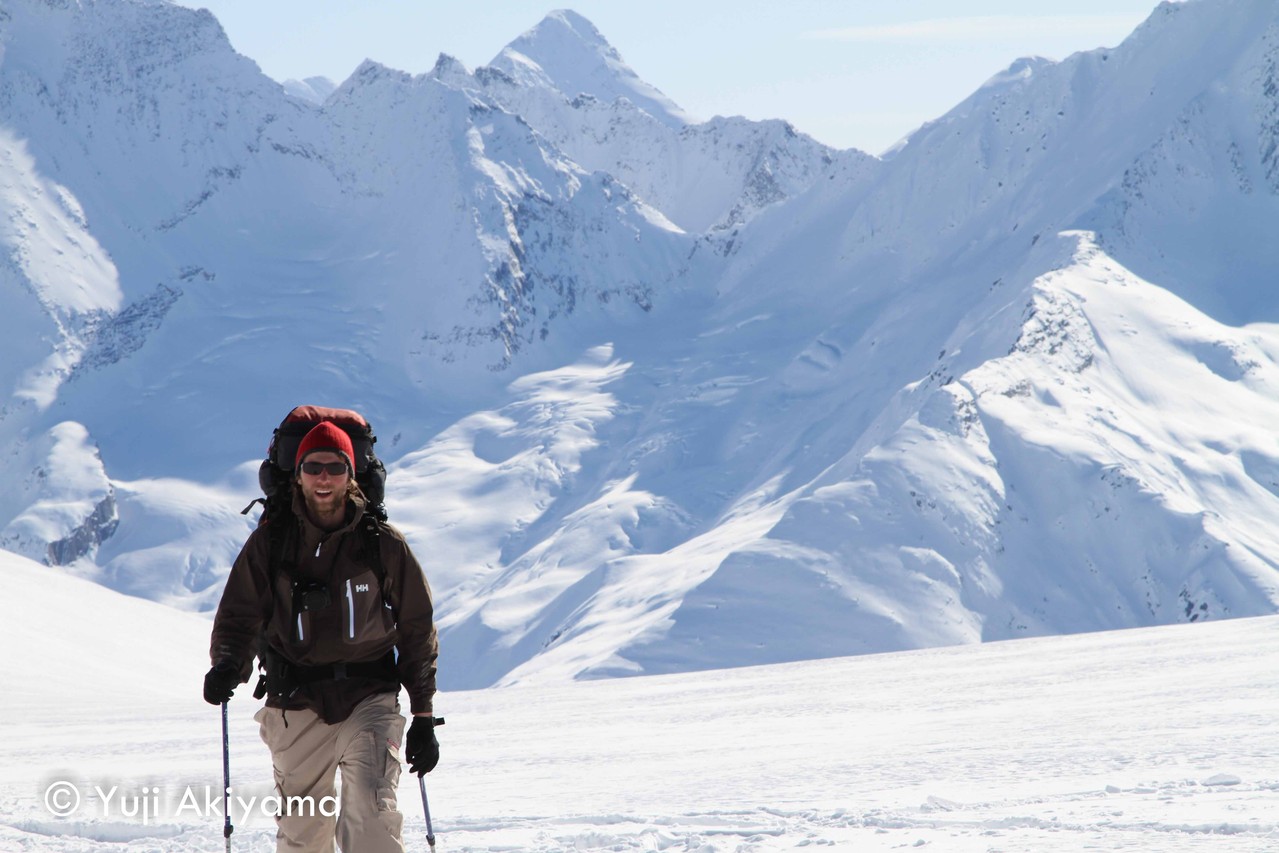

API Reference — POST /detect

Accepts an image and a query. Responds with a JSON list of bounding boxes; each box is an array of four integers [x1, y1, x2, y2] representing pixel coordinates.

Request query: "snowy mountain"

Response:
[[1, 0, 1279, 691], [441, 11, 866, 234]]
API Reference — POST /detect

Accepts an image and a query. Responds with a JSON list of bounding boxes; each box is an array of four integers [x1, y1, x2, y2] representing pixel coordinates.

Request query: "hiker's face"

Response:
[[298, 451, 349, 522]]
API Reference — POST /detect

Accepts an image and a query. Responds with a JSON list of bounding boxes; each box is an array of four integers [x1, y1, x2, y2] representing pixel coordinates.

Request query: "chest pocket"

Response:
[[343, 567, 395, 645], [269, 518, 395, 651]]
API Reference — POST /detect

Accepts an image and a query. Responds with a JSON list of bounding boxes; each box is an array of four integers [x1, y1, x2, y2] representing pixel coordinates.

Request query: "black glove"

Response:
[[405, 716, 440, 776], [203, 660, 240, 705]]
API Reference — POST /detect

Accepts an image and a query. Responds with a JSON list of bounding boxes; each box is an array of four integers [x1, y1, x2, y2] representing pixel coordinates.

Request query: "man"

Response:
[[204, 420, 439, 853]]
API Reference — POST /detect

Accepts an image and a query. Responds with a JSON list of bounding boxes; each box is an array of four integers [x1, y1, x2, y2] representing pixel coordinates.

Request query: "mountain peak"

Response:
[[488, 8, 692, 129], [536, 10, 617, 56]]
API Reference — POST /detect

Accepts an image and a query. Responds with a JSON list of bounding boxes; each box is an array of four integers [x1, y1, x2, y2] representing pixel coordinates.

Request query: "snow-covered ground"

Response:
[[1, 550, 1274, 852]]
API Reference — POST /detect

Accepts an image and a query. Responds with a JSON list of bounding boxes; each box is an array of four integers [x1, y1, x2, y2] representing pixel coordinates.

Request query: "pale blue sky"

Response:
[[175, 0, 1168, 155]]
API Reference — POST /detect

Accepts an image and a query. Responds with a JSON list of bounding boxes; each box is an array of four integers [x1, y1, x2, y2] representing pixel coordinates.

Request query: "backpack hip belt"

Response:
[[253, 647, 398, 700]]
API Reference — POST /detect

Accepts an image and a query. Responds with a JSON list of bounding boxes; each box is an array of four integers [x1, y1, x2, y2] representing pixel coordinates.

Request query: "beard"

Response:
[[302, 480, 347, 523]]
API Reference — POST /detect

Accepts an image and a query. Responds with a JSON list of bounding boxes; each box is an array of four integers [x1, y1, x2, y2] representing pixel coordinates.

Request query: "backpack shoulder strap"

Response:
[[252, 504, 298, 699], [358, 514, 390, 602], [359, 514, 384, 578], [264, 506, 299, 612]]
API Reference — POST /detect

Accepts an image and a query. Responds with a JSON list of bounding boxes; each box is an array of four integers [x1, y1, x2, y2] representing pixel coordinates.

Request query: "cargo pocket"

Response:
[[336, 708, 405, 853], [369, 715, 406, 849], [376, 715, 406, 815]]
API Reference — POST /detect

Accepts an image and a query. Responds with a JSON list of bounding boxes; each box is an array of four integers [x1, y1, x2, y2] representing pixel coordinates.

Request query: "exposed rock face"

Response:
[[47, 490, 118, 566]]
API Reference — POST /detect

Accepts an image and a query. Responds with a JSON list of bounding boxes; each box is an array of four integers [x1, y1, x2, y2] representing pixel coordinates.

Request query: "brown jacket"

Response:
[[210, 489, 438, 724]]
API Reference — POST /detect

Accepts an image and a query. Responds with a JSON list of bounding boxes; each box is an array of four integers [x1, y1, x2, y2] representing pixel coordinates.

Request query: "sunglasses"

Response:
[[299, 460, 350, 477]]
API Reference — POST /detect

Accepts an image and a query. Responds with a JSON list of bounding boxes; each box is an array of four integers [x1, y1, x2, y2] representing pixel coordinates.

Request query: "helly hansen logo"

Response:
[[355, 584, 370, 593]]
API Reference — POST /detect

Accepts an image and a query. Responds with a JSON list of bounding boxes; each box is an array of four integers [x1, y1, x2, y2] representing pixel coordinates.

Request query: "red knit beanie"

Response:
[[295, 421, 355, 472]]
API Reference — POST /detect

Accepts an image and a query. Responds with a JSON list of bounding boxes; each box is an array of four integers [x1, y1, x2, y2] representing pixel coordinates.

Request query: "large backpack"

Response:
[[243, 405, 388, 523]]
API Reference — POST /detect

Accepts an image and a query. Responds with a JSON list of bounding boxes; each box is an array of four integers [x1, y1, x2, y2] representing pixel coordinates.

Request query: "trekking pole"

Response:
[[418, 776, 436, 853], [221, 701, 234, 851], [417, 716, 445, 852]]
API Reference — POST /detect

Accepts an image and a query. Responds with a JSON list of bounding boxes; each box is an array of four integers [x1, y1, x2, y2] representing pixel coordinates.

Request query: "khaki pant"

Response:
[[255, 692, 406, 853]]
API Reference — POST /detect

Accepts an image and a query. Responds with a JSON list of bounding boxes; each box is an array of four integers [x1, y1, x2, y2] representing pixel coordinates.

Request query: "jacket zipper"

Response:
[[346, 578, 355, 639]]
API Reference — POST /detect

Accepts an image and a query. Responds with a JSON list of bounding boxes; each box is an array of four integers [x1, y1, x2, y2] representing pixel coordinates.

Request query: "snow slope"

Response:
[[0, 550, 1275, 851], [1, 0, 1279, 692], [630, 233, 1279, 673]]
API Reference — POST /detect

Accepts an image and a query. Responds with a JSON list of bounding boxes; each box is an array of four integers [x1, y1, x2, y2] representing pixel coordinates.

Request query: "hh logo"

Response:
[[355, 584, 370, 593]]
